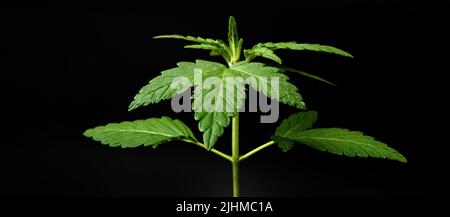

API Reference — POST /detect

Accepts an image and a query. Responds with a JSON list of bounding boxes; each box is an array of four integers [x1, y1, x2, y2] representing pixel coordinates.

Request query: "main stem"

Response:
[[231, 114, 240, 197]]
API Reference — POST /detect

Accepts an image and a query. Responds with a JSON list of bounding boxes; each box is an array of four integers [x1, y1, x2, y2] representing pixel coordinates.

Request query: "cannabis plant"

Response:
[[84, 16, 406, 197]]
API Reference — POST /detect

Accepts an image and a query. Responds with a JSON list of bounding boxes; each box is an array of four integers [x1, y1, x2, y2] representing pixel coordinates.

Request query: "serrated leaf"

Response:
[[184, 44, 218, 50], [154, 35, 224, 47], [272, 137, 295, 152], [274, 120, 406, 162], [261, 42, 353, 58], [83, 116, 197, 148], [273, 111, 318, 151], [236, 38, 243, 58], [244, 47, 282, 64], [192, 61, 246, 150], [228, 16, 238, 48], [128, 59, 246, 150], [194, 112, 230, 150], [230, 61, 306, 109], [154, 34, 232, 63], [128, 61, 196, 111], [228, 16, 241, 63]]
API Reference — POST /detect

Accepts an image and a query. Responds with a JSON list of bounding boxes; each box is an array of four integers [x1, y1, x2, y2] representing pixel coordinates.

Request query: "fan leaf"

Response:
[[128, 61, 196, 111], [273, 111, 318, 151], [273, 112, 406, 162], [84, 117, 197, 148], [230, 61, 306, 109], [291, 128, 407, 162], [192, 61, 246, 150]]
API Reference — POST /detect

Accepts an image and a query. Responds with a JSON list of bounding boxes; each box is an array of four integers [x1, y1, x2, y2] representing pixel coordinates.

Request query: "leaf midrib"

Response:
[[278, 121, 311, 138], [201, 67, 232, 112], [95, 129, 178, 138], [293, 135, 386, 151], [231, 66, 271, 80]]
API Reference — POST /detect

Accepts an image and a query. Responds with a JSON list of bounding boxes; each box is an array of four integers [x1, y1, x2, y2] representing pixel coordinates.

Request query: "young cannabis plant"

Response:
[[84, 16, 406, 197]]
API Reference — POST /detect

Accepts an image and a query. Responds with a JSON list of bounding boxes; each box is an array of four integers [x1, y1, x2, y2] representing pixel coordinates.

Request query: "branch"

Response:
[[182, 139, 233, 162], [239, 141, 275, 162]]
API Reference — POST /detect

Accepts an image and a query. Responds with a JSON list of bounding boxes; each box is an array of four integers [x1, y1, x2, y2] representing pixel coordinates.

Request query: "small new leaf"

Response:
[[154, 35, 224, 47], [261, 42, 353, 58], [228, 16, 241, 63], [154, 34, 232, 63], [83, 117, 197, 148], [228, 16, 238, 48], [244, 46, 282, 64], [185, 44, 218, 50]]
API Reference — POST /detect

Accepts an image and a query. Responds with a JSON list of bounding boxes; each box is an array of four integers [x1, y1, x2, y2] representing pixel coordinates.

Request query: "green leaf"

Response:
[[244, 46, 282, 64], [83, 116, 197, 148], [273, 137, 295, 152], [184, 44, 218, 50], [154, 34, 232, 63], [228, 16, 238, 48], [194, 112, 230, 150], [273, 111, 318, 151], [128, 59, 246, 150], [154, 35, 224, 47], [261, 42, 353, 58], [236, 38, 243, 58], [231, 61, 306, 109], [128, 61, 196, 111], [274, 116, 407, 162], [228, 16, 241, 63], [274, 64, 336, 86], [192, 61, 246, 150]]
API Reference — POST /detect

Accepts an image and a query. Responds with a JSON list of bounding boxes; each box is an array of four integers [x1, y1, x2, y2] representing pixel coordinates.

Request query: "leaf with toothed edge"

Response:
[[261, 42, 353, 58], [244, 46, 283, 64], [230, 61, 306, 109], [83, 117, 197, 148], [290, 128, 407, 162], [192, 62, 246, 150], [128, 61, 196, 111], [273, 111, 318, 152], [154, 35, 232, 63], [273, 112, 407, 162], [87, 16, 406, 170]]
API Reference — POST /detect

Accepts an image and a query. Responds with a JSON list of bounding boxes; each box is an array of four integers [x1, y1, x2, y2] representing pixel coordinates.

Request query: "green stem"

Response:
[[182, 139, 232, 162], [231, 114, 240, 197], [239, 140, 275, 162]]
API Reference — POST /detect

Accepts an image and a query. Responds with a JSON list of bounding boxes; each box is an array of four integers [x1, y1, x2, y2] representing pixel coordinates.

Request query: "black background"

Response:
[[1, 0, 446, 201]]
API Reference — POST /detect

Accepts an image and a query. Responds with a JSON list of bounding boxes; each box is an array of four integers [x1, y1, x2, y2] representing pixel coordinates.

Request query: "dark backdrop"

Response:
[[1, 1, 445, 198]]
